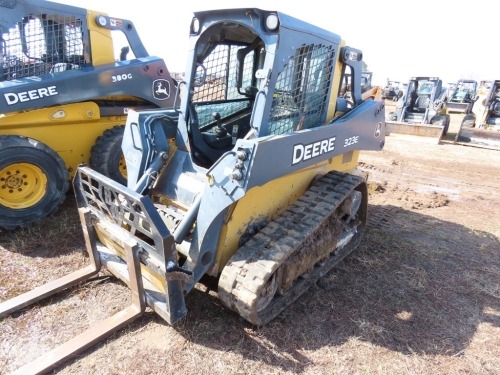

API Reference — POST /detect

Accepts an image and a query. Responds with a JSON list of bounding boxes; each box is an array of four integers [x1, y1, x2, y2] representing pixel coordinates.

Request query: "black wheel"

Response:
[[89, 125, 127, 185], [0, 136, 69, 230], [442, 115, 450, 136], [430, 115, 450, 136]]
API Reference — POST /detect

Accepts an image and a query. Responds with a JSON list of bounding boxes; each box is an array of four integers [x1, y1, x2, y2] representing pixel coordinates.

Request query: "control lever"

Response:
[[212, 112, 228, 138]]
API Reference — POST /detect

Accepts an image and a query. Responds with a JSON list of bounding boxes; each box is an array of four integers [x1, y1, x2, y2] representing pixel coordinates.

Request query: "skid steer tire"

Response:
[[461, 114, 476, 128], [442, 115, 450, 136], [0, 136, 69, 231], [89, 125, 127, 185]]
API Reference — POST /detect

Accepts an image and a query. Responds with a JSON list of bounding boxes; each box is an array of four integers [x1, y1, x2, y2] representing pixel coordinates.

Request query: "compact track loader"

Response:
[[0, 0, 177, 230], [0, 8, 385, 374], [455, 80, 500, 150], [446, 79, 477, 114], [386, 76, 449, 142]]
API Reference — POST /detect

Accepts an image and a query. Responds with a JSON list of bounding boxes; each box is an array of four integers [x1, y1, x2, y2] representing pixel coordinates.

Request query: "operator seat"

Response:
[[414, 95, 430, 112]]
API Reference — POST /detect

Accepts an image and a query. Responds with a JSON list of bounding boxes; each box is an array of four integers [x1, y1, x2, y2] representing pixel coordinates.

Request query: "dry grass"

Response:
[[1, 126, 500, 374]]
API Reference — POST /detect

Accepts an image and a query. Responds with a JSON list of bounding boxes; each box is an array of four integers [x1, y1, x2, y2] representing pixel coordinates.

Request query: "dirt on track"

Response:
[[0, 106, 499, 375]]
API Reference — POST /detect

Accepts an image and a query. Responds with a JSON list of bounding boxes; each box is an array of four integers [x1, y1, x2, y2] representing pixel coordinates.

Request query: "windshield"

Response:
[[417, 81, 435, 95]]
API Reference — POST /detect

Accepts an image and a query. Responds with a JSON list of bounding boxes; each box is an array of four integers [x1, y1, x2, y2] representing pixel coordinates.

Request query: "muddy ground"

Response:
[[0, 104, 499, 374]]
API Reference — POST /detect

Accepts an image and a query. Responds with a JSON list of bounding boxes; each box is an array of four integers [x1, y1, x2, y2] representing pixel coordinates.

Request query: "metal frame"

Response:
[[1, 7, 387, 373], [0, 208, 147, 375]]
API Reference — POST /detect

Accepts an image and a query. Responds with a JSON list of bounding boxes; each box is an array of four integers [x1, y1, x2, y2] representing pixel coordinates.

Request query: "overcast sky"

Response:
[[53, 0, 495, 86]]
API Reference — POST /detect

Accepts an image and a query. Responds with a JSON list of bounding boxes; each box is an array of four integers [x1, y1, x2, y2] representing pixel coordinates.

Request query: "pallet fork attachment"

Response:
[[0, 208, 147, 375], [1, 165, 190, 373]]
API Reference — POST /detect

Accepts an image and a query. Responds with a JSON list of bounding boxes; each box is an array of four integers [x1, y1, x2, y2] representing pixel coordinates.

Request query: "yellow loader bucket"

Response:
[[455, 127, 500, 150], [386, 121, 444, 143]]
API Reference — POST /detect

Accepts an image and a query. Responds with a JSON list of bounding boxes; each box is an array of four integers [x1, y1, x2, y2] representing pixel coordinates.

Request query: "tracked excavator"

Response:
[[0, 8, 386, 374], [455, 80, 500, 150], [0, 0, 177, 230]]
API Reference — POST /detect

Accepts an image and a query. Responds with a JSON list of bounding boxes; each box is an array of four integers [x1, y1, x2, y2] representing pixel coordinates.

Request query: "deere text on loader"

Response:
[[0, 0, 177, 230], [0, 8, 386, 374], [386, 76, 449, 142], [455, 79, 500, 150]]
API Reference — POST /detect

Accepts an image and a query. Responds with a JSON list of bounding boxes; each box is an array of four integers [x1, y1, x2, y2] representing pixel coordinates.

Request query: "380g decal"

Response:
[[111, 73, 133, 82]]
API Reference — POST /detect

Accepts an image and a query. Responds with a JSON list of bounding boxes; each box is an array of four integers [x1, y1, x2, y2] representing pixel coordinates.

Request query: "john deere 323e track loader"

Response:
[[1, 8, 386, 373]]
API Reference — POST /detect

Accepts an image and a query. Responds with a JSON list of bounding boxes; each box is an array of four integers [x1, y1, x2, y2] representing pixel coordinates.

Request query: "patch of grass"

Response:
[[0, 198, 83, 256]]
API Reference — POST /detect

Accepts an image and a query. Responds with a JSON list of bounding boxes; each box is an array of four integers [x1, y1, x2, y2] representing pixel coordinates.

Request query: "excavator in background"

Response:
[[0, 0, 177, 230], [0, 8, 386, 373], [340, 70, 382, 101], [361, 71, 383, 101], [381, 79, 403, 101], [455, 80, 500, 150], [386, 76, 449, 142], [446, 79, 477, 114]]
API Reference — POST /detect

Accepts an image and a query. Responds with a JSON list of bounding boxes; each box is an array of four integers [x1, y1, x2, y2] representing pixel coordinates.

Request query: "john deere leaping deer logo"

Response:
[[374, 121, 382, 138], [153, 79, 171, 100]]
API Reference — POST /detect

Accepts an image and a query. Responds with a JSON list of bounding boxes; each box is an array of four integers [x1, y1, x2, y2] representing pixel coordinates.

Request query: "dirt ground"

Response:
[[0, 103, 499, 374]]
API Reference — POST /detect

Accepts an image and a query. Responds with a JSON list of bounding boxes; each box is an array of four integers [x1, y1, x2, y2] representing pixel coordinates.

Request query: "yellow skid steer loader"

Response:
[[386, 76, 449, 143], [0, 0, 177, 230], [455, 80, 500, 150]]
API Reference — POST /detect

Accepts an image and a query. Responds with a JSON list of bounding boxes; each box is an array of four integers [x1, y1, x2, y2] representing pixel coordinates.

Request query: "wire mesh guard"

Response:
[[192, 44, 254, 128], [190, 42, 334, 136], [269, 44, 334, 135], [1, 14, 85, 81]]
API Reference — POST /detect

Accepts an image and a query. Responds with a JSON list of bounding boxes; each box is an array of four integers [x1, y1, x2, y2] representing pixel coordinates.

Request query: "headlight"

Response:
[[191, 17, 200, 34], [265, 14, 279, 31], [492, 101, 500, 116]]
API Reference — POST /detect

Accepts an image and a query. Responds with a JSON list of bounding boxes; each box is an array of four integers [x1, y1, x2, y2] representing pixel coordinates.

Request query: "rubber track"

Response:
[[218, 171, 365, 325]]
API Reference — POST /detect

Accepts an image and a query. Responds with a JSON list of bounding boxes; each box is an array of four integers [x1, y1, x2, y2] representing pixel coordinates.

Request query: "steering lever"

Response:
[[212, 112, 228, 138]]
